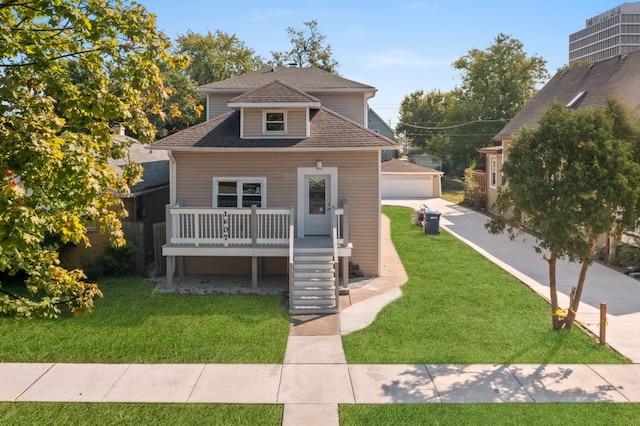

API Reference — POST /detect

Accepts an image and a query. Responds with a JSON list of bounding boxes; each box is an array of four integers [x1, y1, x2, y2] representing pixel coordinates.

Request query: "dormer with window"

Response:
[[227, 80, 321, 139], [264, 111, 286, 134]]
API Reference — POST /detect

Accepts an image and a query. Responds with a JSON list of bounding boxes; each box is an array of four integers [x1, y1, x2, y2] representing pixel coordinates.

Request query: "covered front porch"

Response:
[[162, 203, 351, 313]]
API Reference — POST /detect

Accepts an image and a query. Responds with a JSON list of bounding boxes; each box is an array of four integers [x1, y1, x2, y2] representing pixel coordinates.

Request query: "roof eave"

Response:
[[382, 171, 444, 175], [196, 87, 376, 95], [150, 145, 395, 152], [227, 102, 321, 108]]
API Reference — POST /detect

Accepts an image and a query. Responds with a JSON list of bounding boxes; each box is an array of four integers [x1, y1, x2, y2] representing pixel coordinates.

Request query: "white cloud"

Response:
[[359, 49, 451, 69]]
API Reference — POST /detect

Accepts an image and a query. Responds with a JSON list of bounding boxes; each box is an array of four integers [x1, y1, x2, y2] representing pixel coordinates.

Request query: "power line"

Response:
[[397, 118, 509, 130]]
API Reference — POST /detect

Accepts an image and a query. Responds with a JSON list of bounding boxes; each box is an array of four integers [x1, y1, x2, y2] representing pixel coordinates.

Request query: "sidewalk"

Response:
[[3, 361, 640, 404], [3, 198, 640, 426]]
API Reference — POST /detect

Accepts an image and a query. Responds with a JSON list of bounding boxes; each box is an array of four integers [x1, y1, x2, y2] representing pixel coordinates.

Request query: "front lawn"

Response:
[[0, 277, 290, 363], [342, 206, 627, 364], [340, 404, 640, 425], [0, 403, 282, 426]]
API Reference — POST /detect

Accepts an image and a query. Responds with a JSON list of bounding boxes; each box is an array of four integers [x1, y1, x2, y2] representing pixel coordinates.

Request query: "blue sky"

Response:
[[145, 0, 628, 126]]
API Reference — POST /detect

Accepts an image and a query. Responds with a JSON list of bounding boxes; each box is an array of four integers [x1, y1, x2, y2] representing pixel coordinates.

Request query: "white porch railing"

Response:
[[335, 207, 345, 246], [169, 205, 292, 246]]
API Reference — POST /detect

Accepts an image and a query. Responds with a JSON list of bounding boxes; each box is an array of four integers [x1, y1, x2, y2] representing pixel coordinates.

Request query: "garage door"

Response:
[[381, 175, 433, 198]]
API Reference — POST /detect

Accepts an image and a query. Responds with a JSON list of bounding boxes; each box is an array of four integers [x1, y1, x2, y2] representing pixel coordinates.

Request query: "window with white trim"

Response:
[[489, 156, 498, 189], [213, 178, 266, 208], [263, 111, 286, 134]]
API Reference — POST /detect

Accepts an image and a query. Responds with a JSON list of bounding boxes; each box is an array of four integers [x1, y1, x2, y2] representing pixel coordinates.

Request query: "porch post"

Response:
[[342, 256, 349, 288], [252, 256, 258, 289], [251, 205, 257, 246], [342, 201, 349, 246], [165, 203, 174, 288], [166, 256, 174, 288]]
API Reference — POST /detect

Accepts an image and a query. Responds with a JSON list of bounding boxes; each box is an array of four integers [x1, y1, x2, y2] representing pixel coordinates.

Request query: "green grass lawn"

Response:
[[342, 206, 627, 364], [340, 403, 640, 425], [0, 277, 290, 363], [0, 403, 282, 426], [441, 188, 465, 205]]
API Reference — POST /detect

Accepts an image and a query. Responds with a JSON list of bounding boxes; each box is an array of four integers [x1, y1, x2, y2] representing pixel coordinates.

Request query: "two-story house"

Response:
[[480, 50, 640, 213], [151, 66, 397, 313]]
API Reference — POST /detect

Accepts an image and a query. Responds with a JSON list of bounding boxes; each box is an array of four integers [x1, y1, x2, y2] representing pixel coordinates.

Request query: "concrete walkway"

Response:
[[4, 198, 640, 426]]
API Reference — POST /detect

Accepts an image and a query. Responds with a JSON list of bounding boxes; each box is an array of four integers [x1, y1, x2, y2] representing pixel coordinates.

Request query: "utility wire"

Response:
[[397, 118, 509, 130]]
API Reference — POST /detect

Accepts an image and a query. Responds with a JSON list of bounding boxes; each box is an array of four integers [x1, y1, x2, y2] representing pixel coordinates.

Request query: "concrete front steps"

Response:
[[290, 248, 338, 314]]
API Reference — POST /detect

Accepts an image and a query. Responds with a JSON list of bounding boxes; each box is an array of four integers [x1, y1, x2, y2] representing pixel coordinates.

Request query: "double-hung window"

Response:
[[214, 178, 266, 208], [263, 111, 286, 134]]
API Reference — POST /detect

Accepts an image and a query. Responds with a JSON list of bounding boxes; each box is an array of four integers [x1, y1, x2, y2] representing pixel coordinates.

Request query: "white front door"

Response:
[[304, 174, 331, 235], [297, 167, 338, 237]]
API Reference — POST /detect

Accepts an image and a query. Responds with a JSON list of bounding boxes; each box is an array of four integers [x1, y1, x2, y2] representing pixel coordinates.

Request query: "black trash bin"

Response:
[[423, 208, 441, 234]]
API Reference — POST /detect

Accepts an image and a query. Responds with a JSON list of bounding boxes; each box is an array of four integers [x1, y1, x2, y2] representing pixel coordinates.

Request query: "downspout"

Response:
[[167, 151, 176, 205], [166, 150, 177, 286], [376, 150, 382, 276]]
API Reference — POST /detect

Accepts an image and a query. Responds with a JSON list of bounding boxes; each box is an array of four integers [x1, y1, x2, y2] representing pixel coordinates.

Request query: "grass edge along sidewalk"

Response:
[[0, 276, 290, 364], [342, 206, 627, 365]]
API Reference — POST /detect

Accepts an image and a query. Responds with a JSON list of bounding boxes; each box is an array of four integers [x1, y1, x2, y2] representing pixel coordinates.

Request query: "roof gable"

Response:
[[227, 80, 321, 107], [197, 66, 375, 93], [151, 107, 398, 151], [496, 51, 640, 140]]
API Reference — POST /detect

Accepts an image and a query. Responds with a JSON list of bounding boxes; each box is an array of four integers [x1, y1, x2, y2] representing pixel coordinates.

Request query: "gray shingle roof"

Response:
[[109, 141, 169, 193], [496, 50, 640, 140], [228, 80, 321, 105], [381, 159, 442, 174], [151, 107, 397, 150], [197, 66, 375, 92]]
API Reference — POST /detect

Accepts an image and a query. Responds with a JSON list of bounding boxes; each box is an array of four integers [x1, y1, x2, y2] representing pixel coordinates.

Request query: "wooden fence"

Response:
[[442, 176, 464, 191], [122, 221, 145, 275], [153, 222, 166, 277]]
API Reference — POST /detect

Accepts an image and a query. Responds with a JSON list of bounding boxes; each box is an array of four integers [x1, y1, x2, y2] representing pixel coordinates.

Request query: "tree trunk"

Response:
[[563, 260, 590, 329], [546, 252, 563, 330]]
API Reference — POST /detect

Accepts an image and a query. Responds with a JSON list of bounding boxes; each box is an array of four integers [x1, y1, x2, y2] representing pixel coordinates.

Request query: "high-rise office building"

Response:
[[569, 2, 640, 65]]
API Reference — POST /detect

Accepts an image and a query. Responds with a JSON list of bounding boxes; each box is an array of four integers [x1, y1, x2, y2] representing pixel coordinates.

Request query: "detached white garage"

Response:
[[381, 159, 443, 198]]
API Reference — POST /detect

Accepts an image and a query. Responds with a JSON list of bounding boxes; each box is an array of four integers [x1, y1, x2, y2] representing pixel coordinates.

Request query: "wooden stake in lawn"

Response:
[[600, 302, 607, 346]]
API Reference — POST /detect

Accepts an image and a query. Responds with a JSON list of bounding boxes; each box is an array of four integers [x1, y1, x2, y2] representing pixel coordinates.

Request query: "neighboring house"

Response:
[[481, 50, 640, 213], [62, 126, 170, 274], [408, 151, 442, 170], [381, 158, 443, 199], [151, 66, 397, 314], [367, 107, 398, 160]]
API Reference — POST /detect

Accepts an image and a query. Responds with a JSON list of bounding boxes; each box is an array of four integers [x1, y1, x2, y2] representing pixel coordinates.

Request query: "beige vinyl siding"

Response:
[[173, 150, 381, 275], [242, 108, 307, 138], [207, 92, 367, 126], [207, 94, 233, 119], [485, 154, 502, 213], [310, 92, 367, 125]]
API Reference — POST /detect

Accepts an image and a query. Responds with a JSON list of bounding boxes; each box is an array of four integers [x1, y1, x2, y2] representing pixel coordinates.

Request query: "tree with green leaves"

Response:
[[449, 33, 548, 173], [395, 34, 547, 175], [271, 20, 339, 73], [152, 60, 204, 138], [175, 30, 265, 86], [152, 30, 264, 137], [396, 89, 453, 148], [0, 0, 176, 318], [487, 99, 640, 330]]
